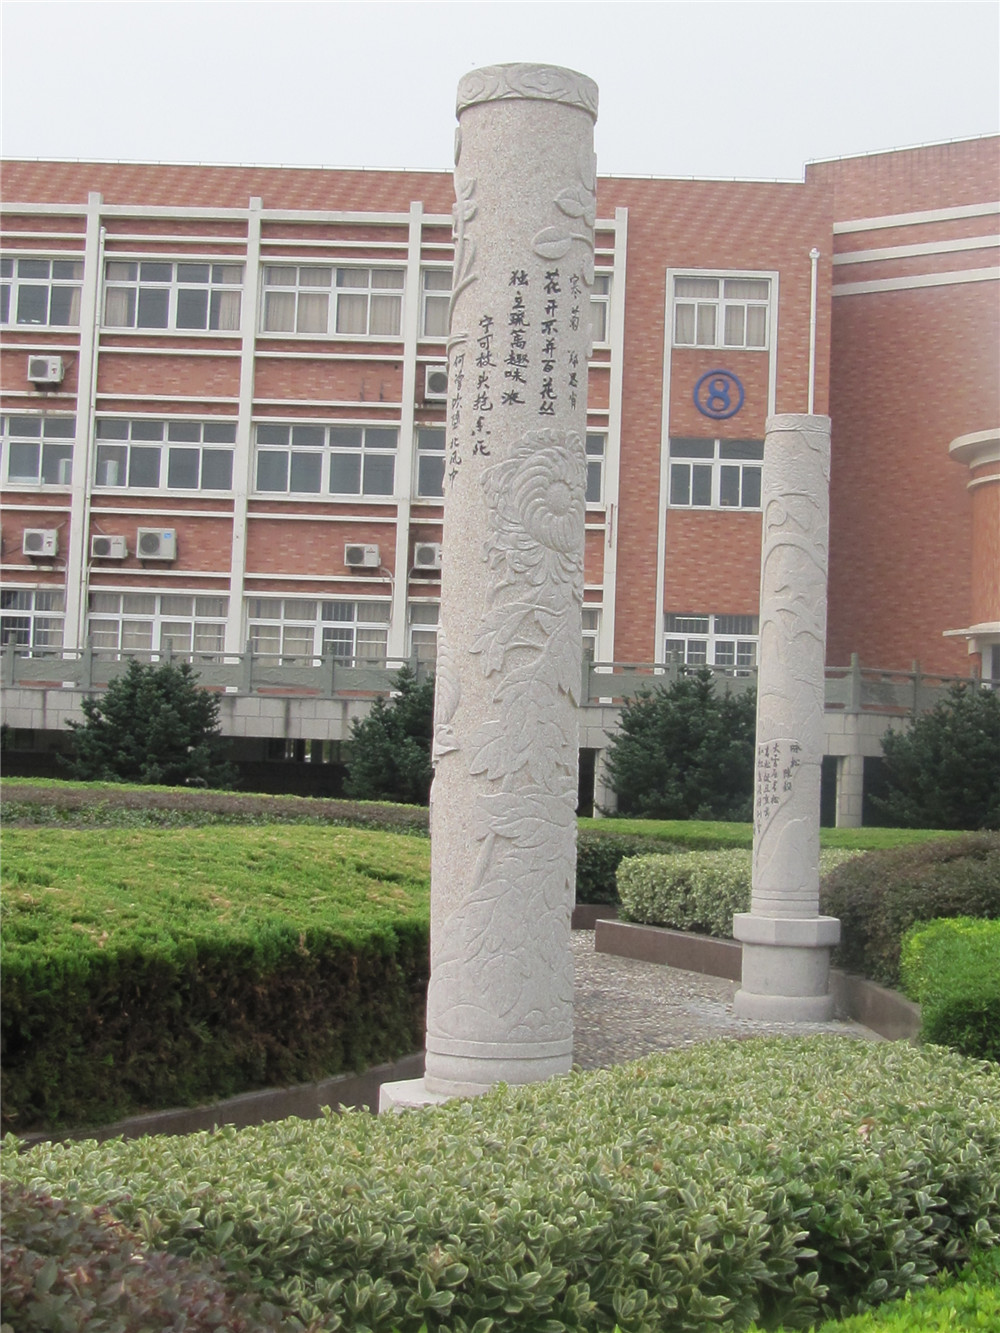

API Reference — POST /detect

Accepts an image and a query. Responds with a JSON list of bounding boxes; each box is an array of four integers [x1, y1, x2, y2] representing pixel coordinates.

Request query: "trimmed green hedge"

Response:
[[617, 849, 860, 936], [1, 826, 430, 1131], [901, 917, 1000, 1062], [4, 1038, 998, 1333], [821, 833, 1000, 987]]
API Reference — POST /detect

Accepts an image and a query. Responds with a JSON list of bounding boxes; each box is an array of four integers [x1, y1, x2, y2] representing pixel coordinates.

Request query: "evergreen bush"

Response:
[[344, 666, 435, 806], [900, 916, 1000, 1061]]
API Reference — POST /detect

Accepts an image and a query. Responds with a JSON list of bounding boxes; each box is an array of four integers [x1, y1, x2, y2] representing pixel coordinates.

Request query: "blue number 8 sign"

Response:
[[694, 369, 744, 420]]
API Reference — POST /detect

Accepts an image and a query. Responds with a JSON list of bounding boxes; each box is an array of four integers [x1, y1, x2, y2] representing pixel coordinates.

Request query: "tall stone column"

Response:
[[384, 64, 598, 1107], [733, 414, 840, 1021]]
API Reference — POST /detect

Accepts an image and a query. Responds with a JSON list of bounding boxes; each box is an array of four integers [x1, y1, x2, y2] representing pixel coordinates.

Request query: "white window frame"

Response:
[[667, 438, 764, 510], [591, 272, 612, 345], [582, 606, 601, 663], [254, 421, 398, 498], [414, 425, 446, 498], [103, 260, 243, 332], [408, 601, 439, 662], [1, 588, 66, 650], [259, 264, 405, 338], [1, 256, 83, 327], [246, 598, 391, 665], [420, 267, 451, 339], [664, 613, 759, 675], [672, 273, 770, 350], [2, 414, 76, 487], [94, 418, 236, 492], [87, 592, 229, 656], [585, 431, 606, 506]]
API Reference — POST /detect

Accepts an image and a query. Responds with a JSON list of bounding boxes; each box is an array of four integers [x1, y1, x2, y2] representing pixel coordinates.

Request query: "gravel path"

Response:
[[571, 931, 879, 1069]]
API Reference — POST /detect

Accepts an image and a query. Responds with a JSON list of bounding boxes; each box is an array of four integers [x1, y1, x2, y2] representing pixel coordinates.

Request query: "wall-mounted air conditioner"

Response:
[[423, 364, 449, 401], [136, 527, 177, 560], [27, 355, 64, 385], [413, 541, 443, 571], [23, 528, 58, 557], [344, 543, 380, 569], [91, 534, 128, 559]]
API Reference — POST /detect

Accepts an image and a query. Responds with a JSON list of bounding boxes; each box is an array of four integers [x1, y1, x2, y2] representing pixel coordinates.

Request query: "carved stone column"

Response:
[[733, 414, 841, 1021], [381, 64, 598, 1108]]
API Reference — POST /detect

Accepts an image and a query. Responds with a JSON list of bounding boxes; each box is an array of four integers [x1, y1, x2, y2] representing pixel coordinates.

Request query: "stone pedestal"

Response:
[[733, 414, 840, 1022], [396, 64, 598, 1107]]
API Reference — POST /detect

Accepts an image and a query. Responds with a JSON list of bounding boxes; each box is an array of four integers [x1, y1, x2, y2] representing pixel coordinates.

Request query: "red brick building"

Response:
[[2, 139, 997, 807]]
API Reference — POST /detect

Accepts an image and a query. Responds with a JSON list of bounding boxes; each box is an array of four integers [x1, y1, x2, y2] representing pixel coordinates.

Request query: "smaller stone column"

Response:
[[835, 751, 864, 828], [733, 414, 840, 1021]]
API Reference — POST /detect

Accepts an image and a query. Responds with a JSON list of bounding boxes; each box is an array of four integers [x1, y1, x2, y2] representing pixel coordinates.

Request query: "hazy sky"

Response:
[[2, 2, 997, 181]]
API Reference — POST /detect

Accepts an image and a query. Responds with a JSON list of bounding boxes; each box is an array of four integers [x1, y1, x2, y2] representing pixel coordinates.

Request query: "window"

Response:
[[409, 602, 439, 662], [1, 589, 65, 649], [2, 415, 75, 486], [87, 593, 228, 655], [255, 422, 397, 497], [673, 275, 769, 349], [665, 613, 758, 674], [415, 426, 445, 498], [246, 598, 390, 665], [421, 268, 451, 338], [582, 606, 600, 663], [260, 265, 404, 337], [1, 257, 83, 327], [103, 261, 242, 331], [95, 418, 236, 490], [591, 273, 611, 344], [668, 438, 763, 509], [585, 432, 606, 505]]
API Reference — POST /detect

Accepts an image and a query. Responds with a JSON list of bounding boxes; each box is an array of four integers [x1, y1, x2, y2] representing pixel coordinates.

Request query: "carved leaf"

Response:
[[532, 227, 573, 260], [555, 188, 588, 219]]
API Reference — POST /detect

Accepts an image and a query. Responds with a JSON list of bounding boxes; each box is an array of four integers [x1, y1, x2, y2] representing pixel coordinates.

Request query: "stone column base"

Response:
[[378, 1078, 453, 1114], [732, 913, 840, 1022]]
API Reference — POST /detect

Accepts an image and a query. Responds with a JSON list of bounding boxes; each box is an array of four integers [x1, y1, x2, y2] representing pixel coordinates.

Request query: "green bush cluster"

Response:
[[617, 849, 860, 937], [901, 917, 1000, 1062], [4, 1039, 998, 1333], [821, 833, 1000, 987], [1, 826, 430, 1131], [0, 1181, 298, 1332], [575, 832, 681, 904]]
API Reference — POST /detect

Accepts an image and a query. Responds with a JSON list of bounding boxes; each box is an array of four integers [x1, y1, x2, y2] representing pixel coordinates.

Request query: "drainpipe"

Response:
[[807, 247, 820, 414]]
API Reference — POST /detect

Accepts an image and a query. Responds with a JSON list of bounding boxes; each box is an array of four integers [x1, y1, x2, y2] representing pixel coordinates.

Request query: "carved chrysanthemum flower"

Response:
[[482, 430, 586, 586]]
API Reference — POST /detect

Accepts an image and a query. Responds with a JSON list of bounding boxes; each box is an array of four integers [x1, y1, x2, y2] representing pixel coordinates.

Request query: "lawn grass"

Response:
[[578, 815, 964, 850]]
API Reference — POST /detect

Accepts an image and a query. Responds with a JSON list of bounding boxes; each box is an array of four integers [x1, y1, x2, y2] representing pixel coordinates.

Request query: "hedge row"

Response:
[[617, 848, 859, 938], [901, 917, 1000, 1062], [4, 1038, 998, 1333], [1, 826, 430, 1131]]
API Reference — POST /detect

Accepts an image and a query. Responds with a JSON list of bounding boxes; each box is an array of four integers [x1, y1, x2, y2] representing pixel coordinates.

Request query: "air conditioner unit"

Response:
[[22, 528, 58, 557], [27, 355, 64, 385], [91, 534, 128, 559], [136, 527, 177, 560], [413, 541, 443, 571], [344, 543, 380, 569], [423, 364, 449, 401]]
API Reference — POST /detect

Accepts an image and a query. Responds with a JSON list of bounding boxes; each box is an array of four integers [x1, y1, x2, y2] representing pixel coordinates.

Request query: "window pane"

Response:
[[256, 423, 289, 446], [669, 464, 690, 506], [746, 305, 767, 347], [586, 459, 603, 504], [329, 426, 363, 448], [591, 299, 608, 342], [250, 624, 281, 655], [128, 447, 161, 487], [123, 594, 156, 614], [417, 454, 445, 497], [418, 427, 446, 451], [41, 444, 73, 485], [160, 595, 194, 615], [281, 626, 315, 659], [263, 291, 295, 331], [675, 277, 718, 298], [723, 305, 745, 346], [296, 292, 329, 333], [88, 620, 120, 650], [330, 452, 361, 493], [139, 262, 172, 282], [167, 447, 200, 488], [201, 449, 233, 489], [365, 428, 398, 451], [336, 269, 368, 288], [210, 289, 241, 331], [322, 627, 354, 662], [356, 628, 388, 664], [1, 286, 9, 323], [104, 288, 135, 326], [105, 261, 137, 281], [695, 304, 716, 346], [176, 287, 209, 329], [720, 440, 764, 459], [9, 416, 42, 436], [49, 286, 81, 325], [719, 465, 740, 507], [358, 601, 391, 623], [16, 286, 47, 324], [372, 270, 405, 290], [212, 265, 243, 285], [291, 424, 324, 447], [423, 295, 450, 336], [362, 454, 395, 495], [336, 292, 368, 334], [121, 620, 154, 651], [674, 304, 695, 344], [176, 264, 210, 283], [161, 622, 193, 653], [256, 451, 289, 491], [194, 623, 225, 653], [300, 267, 332, 288], [671, 439, 714, 458], [290, 451, 323, 492], [715, 640, 736, 667], [8, 442, 40, 481], [724, 279, 769, 301], [168, 421, 200, 442], [691, 465, 712, 506], [742, 466, 762, 508], [96, 446, 127, 486], [136, 288, 169, 328], [203, 422, 237, 444], [196, 597, 229, 617], [369, 293, 402, 335]]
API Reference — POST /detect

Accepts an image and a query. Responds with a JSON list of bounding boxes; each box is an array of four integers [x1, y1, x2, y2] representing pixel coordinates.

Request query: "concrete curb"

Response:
[[595, 919, 921, 1042]]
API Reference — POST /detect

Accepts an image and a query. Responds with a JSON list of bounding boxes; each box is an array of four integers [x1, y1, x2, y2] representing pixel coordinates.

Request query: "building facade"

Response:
[[2, 140, 997, 810]]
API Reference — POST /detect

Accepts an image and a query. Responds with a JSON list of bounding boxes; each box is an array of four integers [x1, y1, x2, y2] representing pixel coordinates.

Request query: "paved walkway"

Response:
[[571, 931, 879, 1069]]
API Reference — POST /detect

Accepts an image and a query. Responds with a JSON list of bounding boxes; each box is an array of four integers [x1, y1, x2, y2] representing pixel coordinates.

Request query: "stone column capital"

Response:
[[456, 64, 599, 119]]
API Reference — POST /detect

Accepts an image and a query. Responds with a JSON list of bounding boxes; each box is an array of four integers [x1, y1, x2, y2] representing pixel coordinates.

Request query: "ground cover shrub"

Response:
[[575, 831, 681, 904], [900, 917, 1000, 1062], [752, 1247, 999, 1333], [0, 1180, 299, 1332], [820, 833, 1000, 988], [617, 849, 860, 936], [4, 1038, 998, 1333], [1, 825, 430, 1131]]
